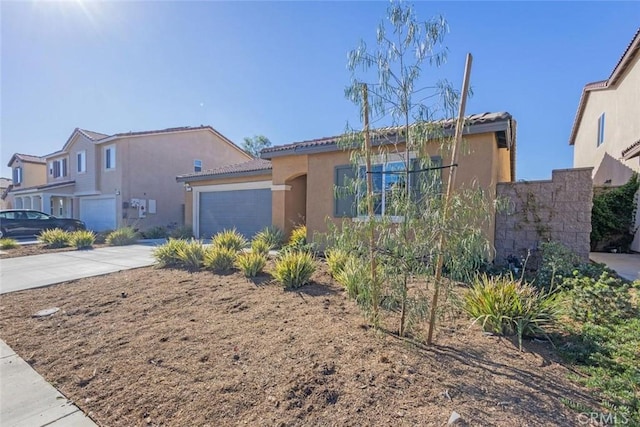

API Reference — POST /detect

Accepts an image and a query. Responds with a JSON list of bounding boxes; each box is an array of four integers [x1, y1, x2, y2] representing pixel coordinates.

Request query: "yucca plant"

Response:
[[71, 230, 95, 249], [463, 274, 562, 350], [153, 239, 189, 268], [169, 226, 193, 239], [287, 224, 307, 249], [236, 251, 267, 278], [325, 248, 350, 278], [251, 238, 271, 256], [204, 245, 237, 272], [39, 228, 71, 248], [272, 249, 316, 289], [253, 226, 285, 250], [0, 238, 19, 249], [106, 227, 138, 246], [176, 240, 206, 271], [212, 228, 247, 252]]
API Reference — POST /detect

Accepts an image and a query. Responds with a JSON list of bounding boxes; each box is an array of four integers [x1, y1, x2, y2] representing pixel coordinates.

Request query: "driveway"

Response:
[[0, 243, 160, 294], [590, 252, 640, 282]]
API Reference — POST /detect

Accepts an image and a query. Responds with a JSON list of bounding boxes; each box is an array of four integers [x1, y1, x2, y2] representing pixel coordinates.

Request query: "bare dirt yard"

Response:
[[0, 262, 599, 426]]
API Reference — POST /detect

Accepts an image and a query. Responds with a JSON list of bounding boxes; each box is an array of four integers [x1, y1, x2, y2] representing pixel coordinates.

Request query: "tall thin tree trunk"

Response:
[[427, 53, 473, 344]]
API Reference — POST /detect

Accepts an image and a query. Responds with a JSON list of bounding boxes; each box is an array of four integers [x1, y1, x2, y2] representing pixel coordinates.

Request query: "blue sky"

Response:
[[1, 1, 638, 180]]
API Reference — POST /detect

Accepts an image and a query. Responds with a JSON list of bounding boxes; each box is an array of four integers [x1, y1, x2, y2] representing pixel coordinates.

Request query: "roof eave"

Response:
[[177, 168, 272, 183]]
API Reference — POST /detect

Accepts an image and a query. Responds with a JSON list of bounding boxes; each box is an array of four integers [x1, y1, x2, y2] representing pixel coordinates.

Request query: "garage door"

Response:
[[199, 189, 272, 239], [80, 197, 116, 231]]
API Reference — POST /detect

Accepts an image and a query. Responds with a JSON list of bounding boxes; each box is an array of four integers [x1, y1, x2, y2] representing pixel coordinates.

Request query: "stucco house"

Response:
[[2, 154, 48, 209], [0, 177, 14, 209], [569, 27, 640, 251], [6, 126, 252, 231], [178, 112, 516, 252]]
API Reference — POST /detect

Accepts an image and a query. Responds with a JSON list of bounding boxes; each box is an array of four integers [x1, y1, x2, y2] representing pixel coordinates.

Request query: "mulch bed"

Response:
[[0, 262, 600, 426], [0, 243, 110, 259]]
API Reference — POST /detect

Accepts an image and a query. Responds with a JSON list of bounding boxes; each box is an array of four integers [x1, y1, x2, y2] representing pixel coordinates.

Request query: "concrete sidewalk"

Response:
[[0, 241, 163, 426], [590, 252, 640, 282], [0, 340, 98, 426], [0, 242, 160, 294]]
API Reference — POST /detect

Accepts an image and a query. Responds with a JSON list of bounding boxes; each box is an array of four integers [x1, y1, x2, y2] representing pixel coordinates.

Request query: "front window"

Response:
[[12, 167, 22, 185], [358, 161, 407, 216], [597, 113, 605, 146], [105, 145, 116, 170], [51, 158, 68, 178], [77, 151, 86, 173]]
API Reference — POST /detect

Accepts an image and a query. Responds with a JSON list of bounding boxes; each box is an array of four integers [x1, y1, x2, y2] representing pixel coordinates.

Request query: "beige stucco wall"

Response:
[[10, 159, 46, 189], [112, 129, 250, 230], [63, 133, 99, 194], [573, 55, 640, 186]]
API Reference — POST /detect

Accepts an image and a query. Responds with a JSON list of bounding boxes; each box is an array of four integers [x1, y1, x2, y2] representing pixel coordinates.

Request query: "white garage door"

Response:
[[80, 197, 116, 231], [199, 189, 272, 239]]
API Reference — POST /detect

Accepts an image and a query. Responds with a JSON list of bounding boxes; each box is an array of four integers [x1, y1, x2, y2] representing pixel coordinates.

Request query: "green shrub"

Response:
[[175, 240, 206, 271], [236, 251, 267, 277], [0, 238, 19, 249], [39, 229, 71, 248], [535, 241, 581, 289], [204, 245, 237, 272], [273, 249, 316, 289], [71, 230, 95, 249], [287, 225, 307, 248], [251, 238, 271, 256], [463, 274, 562, 350], [94, 230, 113, 244], [212, 228, 247, 251], [334, 256, 367, 299], [325, 248, 350, 278], [143, 226, 168, 239], [153, 239, 189, 268], [253, 226, 285, 250], [169, 226, 193, 240], [563, 272, 637, 324], [106, 227, 139, 246]]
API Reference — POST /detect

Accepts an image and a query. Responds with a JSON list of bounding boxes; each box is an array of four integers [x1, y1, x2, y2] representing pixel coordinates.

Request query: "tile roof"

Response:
[[569, 27, 640, 145], [7, 153, 46, 167], [111, 125, 216, 138], [621, 138, 640, 160], [77, 129, 109, 141], [261, 112, 513, 155], [7, 180, 75, 194], [177, 158, 272, 181]]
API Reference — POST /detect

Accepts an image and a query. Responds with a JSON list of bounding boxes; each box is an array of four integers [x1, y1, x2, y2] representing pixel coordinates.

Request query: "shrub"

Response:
[[142, 226, 168, 239], [0, 238, 19, 249], [212, 228, 247, 252], [153, 239, 189, 268], [236, 251, 267, 277], [463, 274, 562, 350], [176, 240, 206, 271], [535, 241, 581, 289], [169, 226, 193, 240], [334, 256, 367, 299], [39, 229, 71, 248], [253, 226, 285, 250], [287, 225, 307, 249], [204, 245, 237, 272], [325, 248, 350, 278], [273, 249, 316, 289], [94, 230, 113, 244], [251, 238, 271, 256], [106, 227, 139, 246], [71, 230, 95, 249]]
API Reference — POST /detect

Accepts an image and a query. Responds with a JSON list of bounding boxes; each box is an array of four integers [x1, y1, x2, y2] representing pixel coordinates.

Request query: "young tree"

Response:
[[242, 135, 272, 157], [332, 0, 492, 341]]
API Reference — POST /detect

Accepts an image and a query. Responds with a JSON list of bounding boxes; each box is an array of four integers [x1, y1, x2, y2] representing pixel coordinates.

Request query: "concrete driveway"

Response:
[[0, 242, 160, 294], [590, 252, 640, 282]]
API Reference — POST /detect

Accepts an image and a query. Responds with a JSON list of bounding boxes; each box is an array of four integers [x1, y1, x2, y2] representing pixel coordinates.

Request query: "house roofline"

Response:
[[8, 180, 75, 195], [569, 27, 640, 146], [177, 168, 272, 183], [6, 153, 47, 167]]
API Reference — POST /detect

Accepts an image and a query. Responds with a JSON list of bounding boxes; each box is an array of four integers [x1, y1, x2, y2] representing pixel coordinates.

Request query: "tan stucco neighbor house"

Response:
[[569, 27, 640, 251], [178, 112, 516, 254], [0, 177, 14, 209], [6, 126, 252, 231], [2, 154, 48, 210]]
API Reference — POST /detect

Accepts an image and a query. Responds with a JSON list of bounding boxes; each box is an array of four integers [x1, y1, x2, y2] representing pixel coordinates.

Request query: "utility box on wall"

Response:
[[130, 198, 147, 218]]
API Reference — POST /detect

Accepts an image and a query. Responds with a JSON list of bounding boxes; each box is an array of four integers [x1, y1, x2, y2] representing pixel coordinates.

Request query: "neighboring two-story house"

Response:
[[6, 126, 251, 231], [0, 177, 14, 209], [569, 27, 640, 251], [2, 154, 48, 210]]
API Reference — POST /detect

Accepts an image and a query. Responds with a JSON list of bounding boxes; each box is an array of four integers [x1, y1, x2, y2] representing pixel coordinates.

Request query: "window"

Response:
[[105, 145, 116, 170], [597, 113, 605, 146], [77, 151, 86, 173], [50, 158, 68, 178], [334, 156, 442, 218], [12, 167, 22, 185], [194, 159, 202, 172]]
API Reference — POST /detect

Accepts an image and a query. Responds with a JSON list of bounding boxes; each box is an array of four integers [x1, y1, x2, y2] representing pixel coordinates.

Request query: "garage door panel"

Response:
[[80, 198, 116, 232], [199, 189, 271, 239]]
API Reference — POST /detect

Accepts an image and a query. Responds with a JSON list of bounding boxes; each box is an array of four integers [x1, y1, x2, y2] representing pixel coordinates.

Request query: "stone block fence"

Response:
[[494, 167, 593, 266]]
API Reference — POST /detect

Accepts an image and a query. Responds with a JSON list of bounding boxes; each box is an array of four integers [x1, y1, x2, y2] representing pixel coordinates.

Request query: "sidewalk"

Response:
[[0, 241, 163, 426]]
